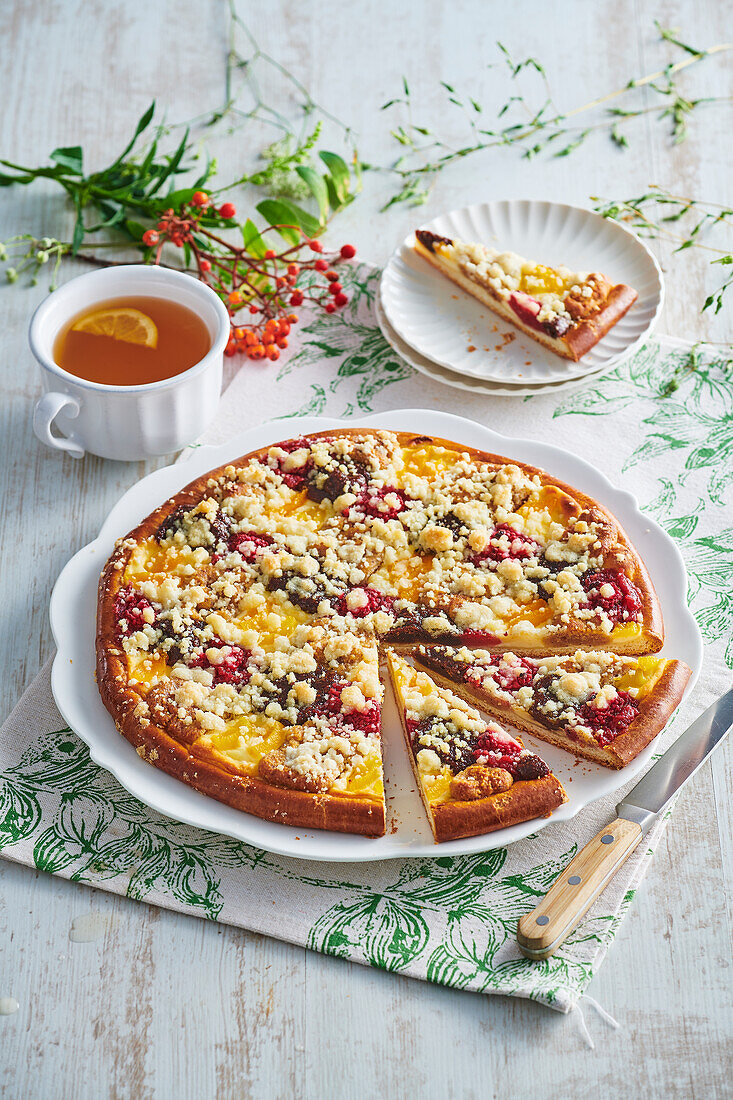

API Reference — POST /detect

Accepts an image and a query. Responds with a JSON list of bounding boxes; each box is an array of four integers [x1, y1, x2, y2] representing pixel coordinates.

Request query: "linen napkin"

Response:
[[1, 262, 730, 1013]]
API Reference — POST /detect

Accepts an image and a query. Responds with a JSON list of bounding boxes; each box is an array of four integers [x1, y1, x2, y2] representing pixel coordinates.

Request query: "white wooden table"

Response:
[[1, 2, 731, 1095]]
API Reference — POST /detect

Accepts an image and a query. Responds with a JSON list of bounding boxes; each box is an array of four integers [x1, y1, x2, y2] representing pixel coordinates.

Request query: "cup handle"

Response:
[[33, 391, 85, 459]]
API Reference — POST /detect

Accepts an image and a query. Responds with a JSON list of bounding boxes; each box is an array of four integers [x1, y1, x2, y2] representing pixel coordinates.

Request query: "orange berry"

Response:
[[234, 327, 245, 340], [264, 249, 276, 260], [192, 191, 209, 207], [267, 347, 280, 361], [287, 313, 299, 324], [244, 331, 258, 347], [276, 337, 288, 349], [228, 290, 243, 305]]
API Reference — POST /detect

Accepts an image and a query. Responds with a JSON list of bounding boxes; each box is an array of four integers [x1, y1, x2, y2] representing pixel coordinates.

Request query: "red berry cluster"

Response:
[[114, 587, 155, 638], [333, 587, 396, 618], [229, 531, 276, 560], [577, 690, 638, 745], [350, 485, 408, 520], [474, 524, 541, 564], [140, 190, 357, 365], [486, 655, 536, 691], [581, 568, 642, 623], [472, 731, 523, 773], [315, 679, 381, 735], [211, 529, 275, 564], [189, 640, 251, 687]]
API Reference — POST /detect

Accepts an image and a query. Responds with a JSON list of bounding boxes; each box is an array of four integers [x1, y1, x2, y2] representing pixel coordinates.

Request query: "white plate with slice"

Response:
[[50, 409, 700, 862], [379, 200, 664, 386], [375, 289, 608, 398]]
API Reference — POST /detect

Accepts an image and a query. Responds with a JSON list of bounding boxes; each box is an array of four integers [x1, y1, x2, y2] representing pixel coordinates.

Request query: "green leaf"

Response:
[[664, 513, 699, 540], [295, 165, 329, 224], [109, 101, 157, 169], [50, 146, 83, 174], [71, 209, 85, 255], [256, 198, 320, 242], [0, 169, 36, 186], [135, 101, 156, 136], [241, 218, 268, 258], [308, 896, 429, 973], [319, 151, 351, 205], [33, 823, 80, 873], [0, 778, 41, 850], [123, 220, 146, 241], [165, 187, 199, 208]]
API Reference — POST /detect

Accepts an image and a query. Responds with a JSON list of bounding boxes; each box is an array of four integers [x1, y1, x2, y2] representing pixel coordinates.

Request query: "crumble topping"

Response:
[[413, 645, 664, 747], [111, 431, 648, 788]]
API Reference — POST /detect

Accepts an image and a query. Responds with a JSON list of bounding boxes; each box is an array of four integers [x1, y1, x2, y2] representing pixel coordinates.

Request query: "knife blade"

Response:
[[617, 685, 733, 833], [517, 686, 733, 959]]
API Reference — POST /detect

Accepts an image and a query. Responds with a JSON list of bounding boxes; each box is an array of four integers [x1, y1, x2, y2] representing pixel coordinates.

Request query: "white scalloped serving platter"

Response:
[[379, 200, 664, 385], [50, 410, 700, 862]]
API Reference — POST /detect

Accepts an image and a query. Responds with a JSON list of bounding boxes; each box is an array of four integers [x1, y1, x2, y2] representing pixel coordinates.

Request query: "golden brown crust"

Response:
[[413, 237, 638, 362], [412, 655, 692, 770], [97, 427, 664, 835], [563, 283, 639, 360], [431, 774, 567, 843]]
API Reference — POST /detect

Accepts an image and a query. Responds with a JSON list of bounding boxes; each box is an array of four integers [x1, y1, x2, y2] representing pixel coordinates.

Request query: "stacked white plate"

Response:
[[378, 200, 664, 396]]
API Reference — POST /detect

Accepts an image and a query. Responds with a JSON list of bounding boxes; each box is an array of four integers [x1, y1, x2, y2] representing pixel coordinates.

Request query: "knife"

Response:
[[517, 687, 733, 960]]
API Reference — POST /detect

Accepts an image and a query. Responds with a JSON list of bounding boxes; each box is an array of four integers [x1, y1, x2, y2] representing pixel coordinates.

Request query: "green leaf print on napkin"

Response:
[[553, 341, 733, 666], [277, 265, 413, 415], [0, 728, 266, 918], [307, 844, 610, 1002]]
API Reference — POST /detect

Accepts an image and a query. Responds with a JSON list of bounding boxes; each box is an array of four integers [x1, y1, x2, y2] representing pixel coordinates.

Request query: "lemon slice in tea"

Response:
[[73, 307, 158, 349]]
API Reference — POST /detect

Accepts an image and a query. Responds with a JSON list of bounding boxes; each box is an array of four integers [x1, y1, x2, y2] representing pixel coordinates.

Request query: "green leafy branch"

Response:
[[593, 187, 733, 318], [193, 3, 361, 209], [0, 79, 358, 295], [379, 24, 733, 208]]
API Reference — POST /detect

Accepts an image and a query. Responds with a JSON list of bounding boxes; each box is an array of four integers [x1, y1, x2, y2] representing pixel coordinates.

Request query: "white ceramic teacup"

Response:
[[30, 264, 230, 461]]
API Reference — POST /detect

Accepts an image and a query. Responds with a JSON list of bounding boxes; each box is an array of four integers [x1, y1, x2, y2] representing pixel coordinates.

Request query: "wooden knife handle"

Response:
[[517, 817, 643, 960]]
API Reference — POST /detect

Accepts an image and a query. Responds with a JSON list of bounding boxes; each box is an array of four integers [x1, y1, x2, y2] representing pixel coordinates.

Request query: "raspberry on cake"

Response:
[[414, 229, 638, 361]]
